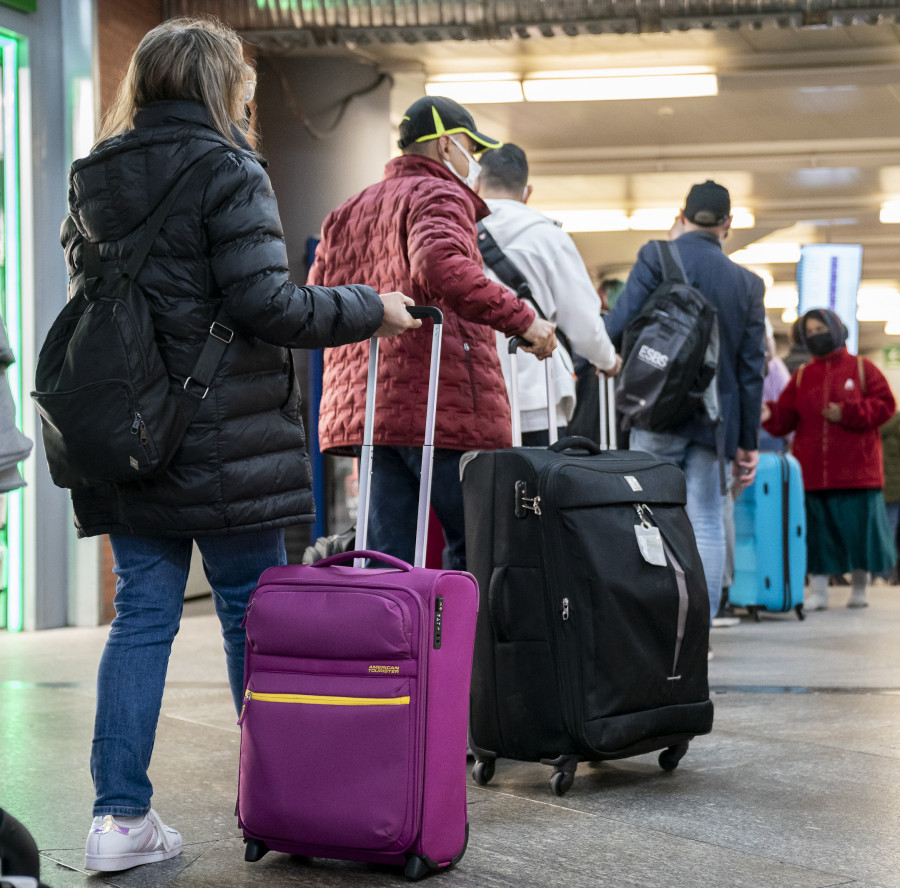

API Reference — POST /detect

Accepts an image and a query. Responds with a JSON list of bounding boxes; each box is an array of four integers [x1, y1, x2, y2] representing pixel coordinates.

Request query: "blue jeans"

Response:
[[366, 446, 466, 571], [630, 429, 723, 626], [91, 530, 286, 816]]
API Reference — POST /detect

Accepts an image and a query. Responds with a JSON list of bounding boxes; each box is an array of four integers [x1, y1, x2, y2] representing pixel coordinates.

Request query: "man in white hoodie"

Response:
[[478, 144, 621, 444]]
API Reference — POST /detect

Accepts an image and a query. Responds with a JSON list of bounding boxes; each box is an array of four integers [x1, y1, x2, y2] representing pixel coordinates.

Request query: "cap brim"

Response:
[[413, 126, 502, 153], [466, 128, 503, 153]]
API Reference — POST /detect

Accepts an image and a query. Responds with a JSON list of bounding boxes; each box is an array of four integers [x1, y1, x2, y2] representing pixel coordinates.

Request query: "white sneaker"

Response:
[[804, 589, 829, 611], [85, 809, 182, 872], [847, 591, 869, 608]]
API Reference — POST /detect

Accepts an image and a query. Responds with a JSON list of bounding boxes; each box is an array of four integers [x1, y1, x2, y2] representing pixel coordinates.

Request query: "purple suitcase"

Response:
[[236, 309, 479, 880]]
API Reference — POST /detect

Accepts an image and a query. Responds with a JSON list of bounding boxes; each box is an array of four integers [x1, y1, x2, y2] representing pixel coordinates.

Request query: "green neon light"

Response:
[[0, 32, 23, 632], [0, 2, 37, 14]]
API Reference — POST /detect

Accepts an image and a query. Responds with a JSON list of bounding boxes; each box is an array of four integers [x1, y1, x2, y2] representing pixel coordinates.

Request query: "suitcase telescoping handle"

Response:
[[598, 373, 617, 450], [355, 306, 443, 570], [507, 336, 557, 448]]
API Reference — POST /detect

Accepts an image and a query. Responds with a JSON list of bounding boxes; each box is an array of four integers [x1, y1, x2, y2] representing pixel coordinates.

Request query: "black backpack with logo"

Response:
[[616, 240, 721, 434], [31, 155, 232, 489]]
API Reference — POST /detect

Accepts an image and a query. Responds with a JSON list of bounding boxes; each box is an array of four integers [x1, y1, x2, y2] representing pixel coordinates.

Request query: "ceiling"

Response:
[[221, 7, 900, 351]]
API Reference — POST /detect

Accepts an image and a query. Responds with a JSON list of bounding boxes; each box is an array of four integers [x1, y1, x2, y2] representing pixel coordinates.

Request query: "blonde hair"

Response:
[[96, 16, 255, 149]]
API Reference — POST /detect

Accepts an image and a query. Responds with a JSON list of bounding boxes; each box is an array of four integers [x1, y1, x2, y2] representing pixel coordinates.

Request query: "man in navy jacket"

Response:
[[604, 181, 766, 634]]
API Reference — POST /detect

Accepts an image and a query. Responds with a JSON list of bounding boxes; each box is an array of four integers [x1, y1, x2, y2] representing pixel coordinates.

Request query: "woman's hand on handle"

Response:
[[374, 292, 422, 338]]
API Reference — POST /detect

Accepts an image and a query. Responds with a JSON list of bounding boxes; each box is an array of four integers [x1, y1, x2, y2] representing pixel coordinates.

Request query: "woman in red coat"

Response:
[[762, 308, 896, 610]]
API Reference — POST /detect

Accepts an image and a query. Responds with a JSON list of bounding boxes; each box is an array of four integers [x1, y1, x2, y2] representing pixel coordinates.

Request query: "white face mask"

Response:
[[444, 135, 481, 190]]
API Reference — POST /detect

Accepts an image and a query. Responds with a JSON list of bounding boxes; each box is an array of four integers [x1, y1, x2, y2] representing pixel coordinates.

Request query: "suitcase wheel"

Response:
[[658, 741, 690, 772], [549, 768, 575, 796], [472, 758, 495, 786], [795, 603, 806, 621], [243, 838, 270, 862], [404, 854, 430, 881]]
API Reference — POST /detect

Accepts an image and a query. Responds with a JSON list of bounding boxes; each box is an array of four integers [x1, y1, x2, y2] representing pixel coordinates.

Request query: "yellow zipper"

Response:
[[246, 691, 410, 706]]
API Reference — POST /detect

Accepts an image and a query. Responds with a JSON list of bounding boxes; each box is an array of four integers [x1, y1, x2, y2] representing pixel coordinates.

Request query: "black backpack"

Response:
[[31, 156, 232, 489], [616, 240, 721, 433]]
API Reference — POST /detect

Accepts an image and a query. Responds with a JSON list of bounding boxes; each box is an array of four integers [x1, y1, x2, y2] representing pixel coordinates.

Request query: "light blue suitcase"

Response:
[[731, 452, 807, 620]]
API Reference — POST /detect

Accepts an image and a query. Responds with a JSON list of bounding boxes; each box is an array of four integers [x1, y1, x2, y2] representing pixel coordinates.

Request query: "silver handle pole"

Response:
[[545, 357, 557, 445], [606, 376, 617, 450], [508, 340, 522, 447], [354, 340, 379, 567], [414, 319, 442, 568], [599, 371, 608, 450]]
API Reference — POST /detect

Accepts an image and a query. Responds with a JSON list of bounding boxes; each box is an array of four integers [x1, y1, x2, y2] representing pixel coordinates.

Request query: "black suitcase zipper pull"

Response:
[[515, 480, 542, 518]]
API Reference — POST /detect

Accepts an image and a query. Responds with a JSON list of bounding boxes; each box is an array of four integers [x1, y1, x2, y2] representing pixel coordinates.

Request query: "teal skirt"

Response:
[[805, 489, 897, 575]]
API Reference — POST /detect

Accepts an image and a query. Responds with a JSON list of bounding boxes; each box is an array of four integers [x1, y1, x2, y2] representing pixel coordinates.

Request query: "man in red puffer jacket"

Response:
[[309, 96, 556, 569]]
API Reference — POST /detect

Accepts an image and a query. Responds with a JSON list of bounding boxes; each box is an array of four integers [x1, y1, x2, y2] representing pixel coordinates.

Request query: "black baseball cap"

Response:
[[397, 96, 502, 153], [684, 180, 731, 227]]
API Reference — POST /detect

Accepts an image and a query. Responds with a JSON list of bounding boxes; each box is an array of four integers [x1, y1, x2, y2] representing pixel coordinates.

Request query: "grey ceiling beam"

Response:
[[163, 2, 900, 48]]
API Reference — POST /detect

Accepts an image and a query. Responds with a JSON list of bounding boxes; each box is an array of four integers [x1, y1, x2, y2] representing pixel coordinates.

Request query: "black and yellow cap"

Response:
[[397, 96, 502, 153]]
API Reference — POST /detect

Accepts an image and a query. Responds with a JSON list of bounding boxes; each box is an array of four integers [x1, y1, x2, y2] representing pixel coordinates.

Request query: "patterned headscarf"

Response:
[[799, 308, 848, 352]]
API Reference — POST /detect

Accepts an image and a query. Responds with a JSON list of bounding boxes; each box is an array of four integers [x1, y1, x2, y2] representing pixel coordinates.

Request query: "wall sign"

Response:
[[0, 1, 36, 12]]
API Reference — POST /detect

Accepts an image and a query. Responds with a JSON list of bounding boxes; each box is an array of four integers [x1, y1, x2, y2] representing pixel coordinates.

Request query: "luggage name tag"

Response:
[[634, 504, 667, 567]]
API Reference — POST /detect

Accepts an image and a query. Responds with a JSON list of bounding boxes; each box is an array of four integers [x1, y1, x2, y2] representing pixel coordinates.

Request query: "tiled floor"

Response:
[[2, 587, 900, 887]]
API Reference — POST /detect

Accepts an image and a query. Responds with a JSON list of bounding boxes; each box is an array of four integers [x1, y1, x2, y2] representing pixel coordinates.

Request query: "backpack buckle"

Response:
[[210, 321, 234, 343], [183, 376, 210, 399]]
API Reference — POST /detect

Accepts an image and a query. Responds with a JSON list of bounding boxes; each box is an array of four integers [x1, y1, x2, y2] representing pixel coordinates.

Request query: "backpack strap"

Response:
[[83, 148, 234, 402], [82, 149, 219, 292], [858, 355, 867, 395], [124, 149, 219, 280], [477, 222, 545, 318], [654, 240, 687, 286], [477, 221, 575, 358]]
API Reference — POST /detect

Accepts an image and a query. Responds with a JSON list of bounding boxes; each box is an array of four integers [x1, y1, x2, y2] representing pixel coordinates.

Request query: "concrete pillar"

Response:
[[255, 55, 393, 277]]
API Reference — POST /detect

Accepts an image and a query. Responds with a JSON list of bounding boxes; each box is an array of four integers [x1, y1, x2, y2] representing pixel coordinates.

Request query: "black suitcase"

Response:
[[460, 436, 714, 795]]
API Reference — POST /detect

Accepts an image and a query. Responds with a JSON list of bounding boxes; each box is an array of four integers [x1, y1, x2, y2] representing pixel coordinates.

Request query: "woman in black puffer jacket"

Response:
[[65, 17, 418, 874]]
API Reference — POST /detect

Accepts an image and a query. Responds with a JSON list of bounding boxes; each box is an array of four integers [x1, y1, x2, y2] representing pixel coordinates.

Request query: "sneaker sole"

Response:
[[85, 845, 182, 872]]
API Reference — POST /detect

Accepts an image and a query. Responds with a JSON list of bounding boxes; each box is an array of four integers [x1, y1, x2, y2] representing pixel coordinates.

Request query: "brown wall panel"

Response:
[[97, 0, 163, 117]]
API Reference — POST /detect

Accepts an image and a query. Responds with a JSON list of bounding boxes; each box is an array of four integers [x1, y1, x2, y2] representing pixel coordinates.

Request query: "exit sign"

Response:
[[0, 1, 36, 11], [883, 346, 900, 369]]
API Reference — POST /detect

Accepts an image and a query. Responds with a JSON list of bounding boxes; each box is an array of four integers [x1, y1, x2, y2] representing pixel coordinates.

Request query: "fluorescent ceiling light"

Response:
[[523, 68, 717, 103], [731, 208, 756, 229], [856, 286, 900, 322], [781, 308, 799, 324], [880, 201, 900, 223], [628, 209, 682, 231], [425, 75, 524, 105], [425, 66, 717, 105], [730, 243, 802, 265], [764, 285, 797, 310], [541, 207, 753, 233], [884, 319, 900, 335], [627, 207, 755, 231]]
